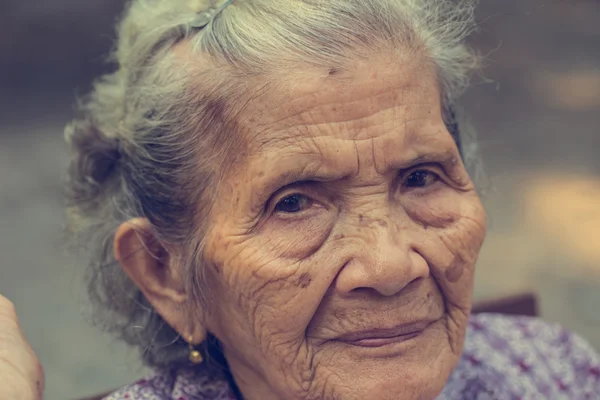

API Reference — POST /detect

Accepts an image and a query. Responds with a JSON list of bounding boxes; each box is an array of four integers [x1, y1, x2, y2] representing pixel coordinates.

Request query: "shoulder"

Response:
[[102, 369, 175, 400], [103, 366, 236, 400], [441, 313, 600, 399]]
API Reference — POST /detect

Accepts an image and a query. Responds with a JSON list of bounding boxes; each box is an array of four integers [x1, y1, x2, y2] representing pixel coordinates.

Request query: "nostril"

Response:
[[350, 286, 384, 296]]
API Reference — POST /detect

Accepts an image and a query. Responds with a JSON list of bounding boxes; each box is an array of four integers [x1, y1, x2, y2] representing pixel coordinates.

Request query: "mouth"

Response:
[[336, 320, 435, 348]]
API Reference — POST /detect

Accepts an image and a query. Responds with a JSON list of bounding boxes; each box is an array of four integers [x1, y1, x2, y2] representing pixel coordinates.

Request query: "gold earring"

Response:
[[188, 336, 204, 364]]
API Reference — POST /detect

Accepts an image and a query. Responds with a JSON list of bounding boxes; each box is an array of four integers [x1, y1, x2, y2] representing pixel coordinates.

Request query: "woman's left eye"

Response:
[[274, 194, 312, 214], [403, 169, 440, 189]]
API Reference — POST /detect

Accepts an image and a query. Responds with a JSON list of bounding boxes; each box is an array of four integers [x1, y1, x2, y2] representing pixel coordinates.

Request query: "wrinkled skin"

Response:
[[201, 52, 487, 400]]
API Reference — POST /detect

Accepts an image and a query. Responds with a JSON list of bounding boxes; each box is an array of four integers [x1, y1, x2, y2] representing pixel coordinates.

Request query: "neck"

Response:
[[224, 350, 285, 400]]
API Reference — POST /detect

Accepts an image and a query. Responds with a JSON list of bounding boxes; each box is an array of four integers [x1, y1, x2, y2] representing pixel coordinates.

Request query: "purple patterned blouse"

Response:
[[105, 314, 600, 399]]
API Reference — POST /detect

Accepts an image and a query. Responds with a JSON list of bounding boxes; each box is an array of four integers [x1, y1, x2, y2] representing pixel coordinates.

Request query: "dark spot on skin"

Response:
[[211, 260, 223, 277], [297, 272, 312, 289], [442, 214, 458, 225], [377, 219, 388, 228], [358, 214, 365, 222], [445, 255, 465, 283], [333, 308, 347, 319], [258, 170, 265, 178], [328, 67, 339, 76]]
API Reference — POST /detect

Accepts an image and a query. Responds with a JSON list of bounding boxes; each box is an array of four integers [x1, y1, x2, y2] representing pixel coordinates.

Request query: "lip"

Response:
[[335, 320, 435, 348]]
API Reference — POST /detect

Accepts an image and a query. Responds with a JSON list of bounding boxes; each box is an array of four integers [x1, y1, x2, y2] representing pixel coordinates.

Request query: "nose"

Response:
[[334, 222, 429, 297]]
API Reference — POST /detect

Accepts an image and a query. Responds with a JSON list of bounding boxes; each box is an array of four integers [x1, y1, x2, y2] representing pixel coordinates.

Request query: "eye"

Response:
[[274, 194, 312, 214], [403, 169, 440, 189]]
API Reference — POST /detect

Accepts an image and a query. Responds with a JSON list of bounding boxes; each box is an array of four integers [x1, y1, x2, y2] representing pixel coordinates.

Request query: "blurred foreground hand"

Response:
[[0, 294, 44, 400]]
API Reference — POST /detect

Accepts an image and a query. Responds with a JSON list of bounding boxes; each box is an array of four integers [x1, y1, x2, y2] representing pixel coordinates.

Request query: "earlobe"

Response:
[[113, 218, 208, 343]]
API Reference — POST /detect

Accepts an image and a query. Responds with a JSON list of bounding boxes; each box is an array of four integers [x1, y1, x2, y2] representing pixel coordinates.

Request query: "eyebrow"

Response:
[[259, 147, 459, 196], [399, 149, 459, 170], [261, 160, 353, 195]]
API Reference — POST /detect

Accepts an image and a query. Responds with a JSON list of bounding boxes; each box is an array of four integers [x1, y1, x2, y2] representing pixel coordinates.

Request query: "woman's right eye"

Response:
[[274, 194, 312, 214]]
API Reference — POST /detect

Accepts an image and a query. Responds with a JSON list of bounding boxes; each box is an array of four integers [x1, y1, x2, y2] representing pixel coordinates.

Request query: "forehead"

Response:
[[214, 52, 456, 200], [236, 52, 442, 152]]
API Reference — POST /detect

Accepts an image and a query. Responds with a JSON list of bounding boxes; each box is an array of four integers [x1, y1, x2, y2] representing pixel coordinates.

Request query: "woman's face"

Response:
[[201, 53, 487, 400]]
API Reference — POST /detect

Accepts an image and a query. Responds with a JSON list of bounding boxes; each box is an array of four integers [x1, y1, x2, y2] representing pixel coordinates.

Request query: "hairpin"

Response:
[[190, 0, 234, 29]]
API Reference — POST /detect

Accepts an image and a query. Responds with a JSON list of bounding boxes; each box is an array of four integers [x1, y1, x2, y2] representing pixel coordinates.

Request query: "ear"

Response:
[[114, 218, 207, 344]]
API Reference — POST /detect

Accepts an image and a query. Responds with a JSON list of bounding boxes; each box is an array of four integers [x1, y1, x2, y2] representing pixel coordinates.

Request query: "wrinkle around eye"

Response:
[[402, 169, 440, 189], [266, 181, 339, 219], [398, 166, 445, 195], [273, 200, 326, 221], [274, 193, 314, 214], [410, 161, 472, 192]]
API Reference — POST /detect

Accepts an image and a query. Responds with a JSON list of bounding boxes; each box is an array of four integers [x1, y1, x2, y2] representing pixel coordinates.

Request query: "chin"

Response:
[[310, 322, 457, 400], [318, 367, 449, 400], [361, 357, 452, 400], [366, 379, 446, 400]]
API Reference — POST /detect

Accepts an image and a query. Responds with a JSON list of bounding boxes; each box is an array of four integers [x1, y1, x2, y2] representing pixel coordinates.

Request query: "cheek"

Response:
[[203, 206, 339, 339], [405, 190, 487, 293], [404, 188, 486, 246], [403, 190, 486, 356], [260, 212, 336, 260], [204, 231, 337, 353]]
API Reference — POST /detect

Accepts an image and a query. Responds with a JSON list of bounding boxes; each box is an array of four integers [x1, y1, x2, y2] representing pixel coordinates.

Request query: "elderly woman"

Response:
[[1, 0, 599, 399]]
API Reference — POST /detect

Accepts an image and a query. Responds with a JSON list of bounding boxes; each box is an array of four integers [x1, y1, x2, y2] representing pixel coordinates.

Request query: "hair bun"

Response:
[[65, 120, 121, 211]]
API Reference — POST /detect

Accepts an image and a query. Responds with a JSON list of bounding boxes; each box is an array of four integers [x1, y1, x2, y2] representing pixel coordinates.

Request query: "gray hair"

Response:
[[65, 0, 481, 369]]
